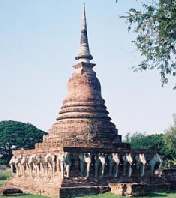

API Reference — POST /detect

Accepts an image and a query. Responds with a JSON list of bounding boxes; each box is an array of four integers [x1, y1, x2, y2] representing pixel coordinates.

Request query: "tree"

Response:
[[125, 115, 176, 162], [126, 132, 166, 155], [117, 0, 176, 89], [163, 115, 176, 159], [0, 120, 47, 165]]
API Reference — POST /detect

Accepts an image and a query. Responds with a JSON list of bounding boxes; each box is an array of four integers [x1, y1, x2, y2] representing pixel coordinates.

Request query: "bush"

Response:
[[0, 169, 11, 180]]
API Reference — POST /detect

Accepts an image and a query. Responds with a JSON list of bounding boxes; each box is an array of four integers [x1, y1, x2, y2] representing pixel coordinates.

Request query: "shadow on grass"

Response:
[[2, 193, 29, 197], [76, 191, 176, 198], [147, 192, 168, 197], [147, 191, 176, 197]]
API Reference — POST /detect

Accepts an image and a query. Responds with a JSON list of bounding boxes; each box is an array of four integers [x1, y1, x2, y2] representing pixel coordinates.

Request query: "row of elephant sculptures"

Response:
[[79, 152, 162, 178], [9, 152, 162, 179]]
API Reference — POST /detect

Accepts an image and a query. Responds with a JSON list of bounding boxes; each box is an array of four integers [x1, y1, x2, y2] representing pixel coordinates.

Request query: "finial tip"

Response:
[[75, 3, 93, 63], [83, 3, 86, 15]]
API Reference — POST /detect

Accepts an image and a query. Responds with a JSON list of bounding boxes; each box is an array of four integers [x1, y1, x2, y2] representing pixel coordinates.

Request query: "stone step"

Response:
[[60, 186, 110, 198], [109, 182, 173, 197], [62, 177, 108, 187]]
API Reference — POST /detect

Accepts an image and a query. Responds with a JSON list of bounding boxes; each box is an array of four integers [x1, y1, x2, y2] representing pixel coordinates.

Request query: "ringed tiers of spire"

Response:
[[43, 5, 122, 147], [75, 4, 93, 63], [31, 5, 122, 148]]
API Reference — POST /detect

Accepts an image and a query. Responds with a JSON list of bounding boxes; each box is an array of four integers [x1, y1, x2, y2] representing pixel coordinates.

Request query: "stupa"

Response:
[[6, 5, 167, 198]]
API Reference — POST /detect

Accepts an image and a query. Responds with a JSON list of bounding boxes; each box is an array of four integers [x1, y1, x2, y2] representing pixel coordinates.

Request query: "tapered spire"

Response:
[[75, 4, 93, 63]]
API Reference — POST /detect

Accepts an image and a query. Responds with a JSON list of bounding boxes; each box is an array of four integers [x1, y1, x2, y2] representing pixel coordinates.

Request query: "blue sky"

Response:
[[0, 0, 176, 136]]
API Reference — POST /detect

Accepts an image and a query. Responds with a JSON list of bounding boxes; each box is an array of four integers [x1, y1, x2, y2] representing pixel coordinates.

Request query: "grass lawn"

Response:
[[1, 192, 176, 198], [0, 180, 5, 187], [77, 192, 176, 198], [0, 190, 175, 198], [0, 195, 48, 198]]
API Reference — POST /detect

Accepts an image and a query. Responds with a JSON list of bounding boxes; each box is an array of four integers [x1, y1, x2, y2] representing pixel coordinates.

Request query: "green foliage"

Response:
[[125, 115, 176, 162], [126, 132, 165, 155], [118, 0, 176, 88], [0, 120, 47, 164], [0, 159, 8, 165], [0, 169, 12, 187], [163, 115, 176, 159], [164, 159, 176, 168], [0, 169, 11, 180]]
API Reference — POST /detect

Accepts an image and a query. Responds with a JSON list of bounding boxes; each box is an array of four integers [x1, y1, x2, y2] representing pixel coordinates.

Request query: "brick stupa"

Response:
[[7, 6, 131, 198], [42, 5, 123, 150]]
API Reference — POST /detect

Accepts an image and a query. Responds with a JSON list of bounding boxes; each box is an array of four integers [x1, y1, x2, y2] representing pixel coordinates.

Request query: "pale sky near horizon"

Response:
[[0, 0, 176, 137]]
